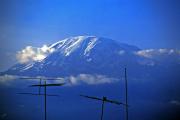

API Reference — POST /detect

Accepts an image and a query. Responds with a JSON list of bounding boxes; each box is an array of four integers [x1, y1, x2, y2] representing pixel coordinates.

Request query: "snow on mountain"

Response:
[[49, 36, 97, 56], [1, 36, 179, 78], [1, 36, 179, 120]]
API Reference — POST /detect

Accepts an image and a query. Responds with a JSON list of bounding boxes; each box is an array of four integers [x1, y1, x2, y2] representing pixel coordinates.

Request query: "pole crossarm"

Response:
[[105, 99, 126, 105], [80, 95, 102, 101], [17, 76, 65, 120], [17, 93, 59, 96], [80, 95, 126, 106], [125, 68, 129, 120], [30, 83, 65, 87], [80, 94, 126, 120], [19, 77, 64, 81]]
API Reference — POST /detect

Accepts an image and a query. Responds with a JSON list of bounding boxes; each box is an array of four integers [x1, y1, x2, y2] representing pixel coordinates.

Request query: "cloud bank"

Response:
[[0, 75, 18, 85], [169, 100, 180, 106], [135, 49, 180, 58], [16, 44, 180, 65], [0, 74, 119, 86], [133, 49, 180, 66], [16, 45, 54, 63], [65, 74, 119, 85]]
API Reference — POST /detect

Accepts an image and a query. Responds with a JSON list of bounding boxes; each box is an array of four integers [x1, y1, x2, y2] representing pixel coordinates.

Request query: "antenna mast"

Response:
[[80, 95, 126, 120], [44, 80, 47, 120], [18, 77, 65, 120], [125, 68, 128, 120]]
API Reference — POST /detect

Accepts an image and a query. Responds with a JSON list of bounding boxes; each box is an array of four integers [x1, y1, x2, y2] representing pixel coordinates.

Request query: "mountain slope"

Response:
[[2, 36, 143, 77], [1, 36, 180, 120], [1, 36, 179, 79]]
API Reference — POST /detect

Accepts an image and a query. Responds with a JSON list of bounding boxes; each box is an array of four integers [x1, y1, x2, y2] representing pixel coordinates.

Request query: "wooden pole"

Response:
[[39, 78, 42, 95], [44, 80, 47, 120], [125, 68, 128, 120], [101, 98, 105, 120]]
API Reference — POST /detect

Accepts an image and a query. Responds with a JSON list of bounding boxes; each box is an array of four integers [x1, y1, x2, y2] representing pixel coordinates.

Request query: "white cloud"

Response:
[[138, 60, 155, 66], [16, 45, 55, 63], [64, 74, 119, 85], [0, 113, 7, 119], [118, 50, 125, 55], [135, 49, 180, 58], [0, 75, 18, 85], [169, 100, 180, 106], [134, 49, 180, 66], [0, 74, 119, 86]]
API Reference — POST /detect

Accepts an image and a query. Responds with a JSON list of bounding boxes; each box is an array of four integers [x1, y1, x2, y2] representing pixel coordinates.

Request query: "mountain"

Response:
[[1, 36, 180, 79], [1, 36, 141, 77], [1, 36, 180, 120]]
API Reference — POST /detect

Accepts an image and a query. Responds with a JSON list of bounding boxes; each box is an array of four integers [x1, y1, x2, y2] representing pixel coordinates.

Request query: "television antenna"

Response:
[[80, 95, 127, 120], [124, 68, 129, 120], [17, 77, 65, 120]]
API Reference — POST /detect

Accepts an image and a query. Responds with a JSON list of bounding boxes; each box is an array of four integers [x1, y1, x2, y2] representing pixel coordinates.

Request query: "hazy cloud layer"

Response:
[[0, 74, 18, 85], [135, 49, 180, 58], [133, 49, 180, 66], [0, 74, 119, 86], [16, 44, 180, 65], [0, 113, 7, 119], [65, 74, 119, 85], [170, 100, 180, 106], [16, 45, 55, 63], [118, 50, 125, 55]]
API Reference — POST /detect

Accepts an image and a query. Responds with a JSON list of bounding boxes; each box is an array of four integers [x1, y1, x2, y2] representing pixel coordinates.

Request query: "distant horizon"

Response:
[[0, 34, 179, 120], [0, 1, 180, 119], [0, 34, 180, 72], [1, 0, 180, 72]]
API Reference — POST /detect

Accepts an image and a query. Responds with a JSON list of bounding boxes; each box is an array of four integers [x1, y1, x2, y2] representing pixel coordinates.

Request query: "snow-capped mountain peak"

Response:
[[1, 36, 151, 77], [49, 36, 99, 56]]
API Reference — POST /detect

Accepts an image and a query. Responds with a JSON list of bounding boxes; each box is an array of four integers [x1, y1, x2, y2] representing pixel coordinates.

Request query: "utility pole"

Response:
[[80, 95, 126, 120], [125, 68, 128, 120], [18, 77, 65, 120], [44, 80, 47, 120]]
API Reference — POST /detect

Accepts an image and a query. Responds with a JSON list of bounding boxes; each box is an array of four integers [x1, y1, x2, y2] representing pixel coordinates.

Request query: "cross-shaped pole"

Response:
[[17, 77, 65, 120], [80, 95, 127, 120]]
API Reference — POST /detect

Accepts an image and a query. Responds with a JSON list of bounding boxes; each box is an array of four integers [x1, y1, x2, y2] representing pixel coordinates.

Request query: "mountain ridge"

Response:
[[1, 36, 179, 79]]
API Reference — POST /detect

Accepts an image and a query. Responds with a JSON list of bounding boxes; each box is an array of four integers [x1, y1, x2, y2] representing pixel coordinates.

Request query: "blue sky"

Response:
[[0, 1, 180, 119], [0, 0, 180, 71]]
